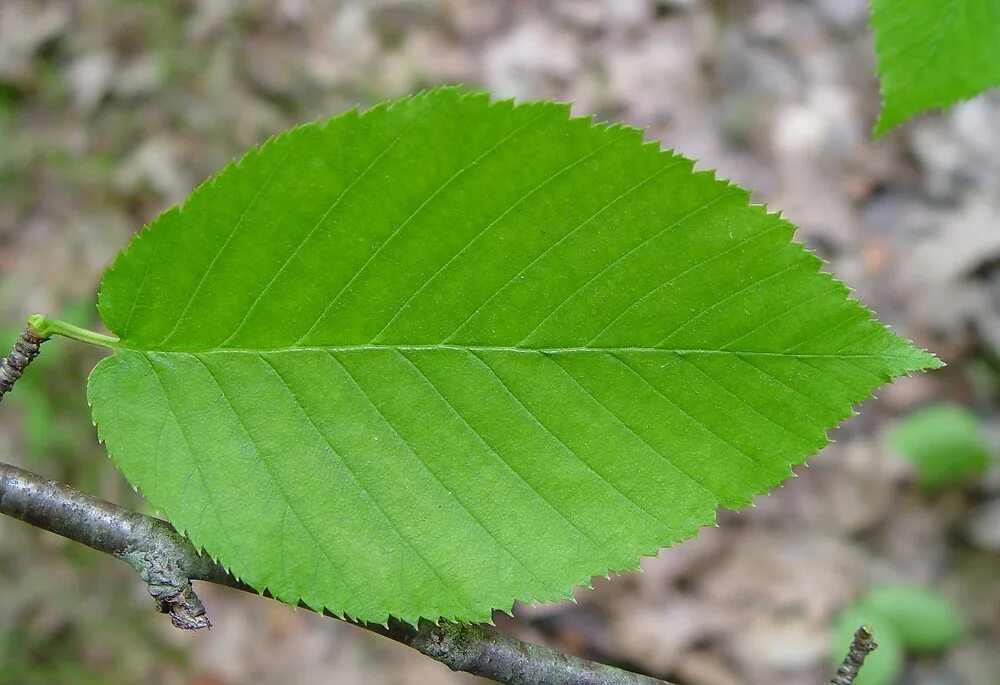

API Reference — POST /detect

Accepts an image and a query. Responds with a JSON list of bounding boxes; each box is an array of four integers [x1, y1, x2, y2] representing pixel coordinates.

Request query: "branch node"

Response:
[[125, 548, 212, 630], [155, 583, 212, 630]]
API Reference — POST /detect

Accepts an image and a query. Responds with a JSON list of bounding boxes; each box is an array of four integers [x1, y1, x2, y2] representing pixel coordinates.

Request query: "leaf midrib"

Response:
[[117, 344, 916, 361]]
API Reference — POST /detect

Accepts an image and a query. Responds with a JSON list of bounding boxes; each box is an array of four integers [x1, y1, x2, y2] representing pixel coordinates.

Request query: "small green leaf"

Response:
[[88, 88, 940, 624], [860, 584, 965, 653], [871, 0, 1000, 136], [888, 403, 992, 487]]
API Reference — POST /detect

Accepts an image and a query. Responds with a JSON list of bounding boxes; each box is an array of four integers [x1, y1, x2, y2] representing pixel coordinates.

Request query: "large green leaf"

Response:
[[871, 0, 1000, 136], [88, 88, 939, 624]]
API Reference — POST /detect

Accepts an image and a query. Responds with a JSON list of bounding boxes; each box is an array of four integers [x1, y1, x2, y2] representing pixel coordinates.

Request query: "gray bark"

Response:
[[829, 625, 877, 685]]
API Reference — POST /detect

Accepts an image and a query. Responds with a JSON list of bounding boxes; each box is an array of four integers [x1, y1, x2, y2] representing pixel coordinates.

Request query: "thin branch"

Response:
[[0, 460, 672, 685], [829, 625, 877, 685], [0, 323, 48, 404]]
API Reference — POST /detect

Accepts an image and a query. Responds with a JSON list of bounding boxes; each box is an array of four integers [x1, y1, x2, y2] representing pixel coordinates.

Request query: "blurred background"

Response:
[[1, 1, 998, 683]]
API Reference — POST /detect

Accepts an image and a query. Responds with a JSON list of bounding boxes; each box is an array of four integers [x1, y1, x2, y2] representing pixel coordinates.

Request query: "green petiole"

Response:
[[27, 314, 119, 350]]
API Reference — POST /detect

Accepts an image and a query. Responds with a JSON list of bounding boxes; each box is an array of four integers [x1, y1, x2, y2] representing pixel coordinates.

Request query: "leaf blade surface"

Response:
[[872, 0, 1000, 136], [89, 88, 940, 623]]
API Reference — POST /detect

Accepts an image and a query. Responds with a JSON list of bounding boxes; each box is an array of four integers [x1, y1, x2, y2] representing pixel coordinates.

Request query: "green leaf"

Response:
[[871, 0, 1000, 136], [87, 87, 940, 624], [859, 584, 964, 653], [888, 403, 992, 487]]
